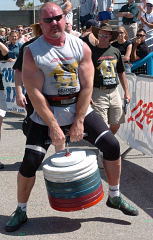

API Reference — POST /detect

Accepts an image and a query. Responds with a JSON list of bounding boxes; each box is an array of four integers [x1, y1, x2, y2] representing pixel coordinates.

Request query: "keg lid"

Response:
[[50, 148, 86, 167]]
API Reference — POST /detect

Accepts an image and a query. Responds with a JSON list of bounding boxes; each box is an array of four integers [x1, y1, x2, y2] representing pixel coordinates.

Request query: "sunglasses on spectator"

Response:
[[118, 32, 124, 34], [43, 14, 63, 23], [136, 34, 146, 38], [18, 29, 23, 32], [98, 34, 111, 38]]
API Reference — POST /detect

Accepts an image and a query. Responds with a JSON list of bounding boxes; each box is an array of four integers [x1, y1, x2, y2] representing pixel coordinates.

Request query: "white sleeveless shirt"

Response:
[[28, 32, 93, 126]]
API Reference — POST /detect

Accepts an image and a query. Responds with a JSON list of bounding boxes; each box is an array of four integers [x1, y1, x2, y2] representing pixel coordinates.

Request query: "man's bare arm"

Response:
[[15, 69, 27, 107], [117, 12, 133, 18], [118, 72, 130, 101], [76, 43, 94, 122]]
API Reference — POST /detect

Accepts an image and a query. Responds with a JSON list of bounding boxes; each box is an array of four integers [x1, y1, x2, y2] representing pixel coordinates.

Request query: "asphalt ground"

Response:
[[0, 112, 153, 240]]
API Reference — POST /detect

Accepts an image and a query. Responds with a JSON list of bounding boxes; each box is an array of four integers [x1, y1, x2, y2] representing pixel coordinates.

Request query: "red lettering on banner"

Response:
[[128, 99, 153, 132]]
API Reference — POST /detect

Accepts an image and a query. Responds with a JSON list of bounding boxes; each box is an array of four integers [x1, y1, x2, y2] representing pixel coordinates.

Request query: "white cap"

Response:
[[146, 0, 153, 5]]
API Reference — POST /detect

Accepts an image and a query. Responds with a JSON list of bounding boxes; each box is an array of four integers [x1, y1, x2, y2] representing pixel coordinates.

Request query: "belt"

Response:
[[45, 93, 79, 106], [95, 85, 117, 90]]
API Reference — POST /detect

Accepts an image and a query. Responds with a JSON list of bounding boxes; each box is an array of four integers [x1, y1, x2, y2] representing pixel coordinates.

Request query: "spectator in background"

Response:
[[61, 0, 73, 25], [138, 0, 147, 16], [117, 0, 139, 39], [5, 27, 11, 42], [91, 24, 129, 135], [0, 41, 9, 169], [7, 30, 22, 62], [16, 25, 29, 44], [139, 0, 153, 35], [131, 28, 149, 74], [97, 0, 115, 24], [80, 19, 99, 47], [65, 20, 81, 37], [0, 28, 7, 44], [13, 23, 42, 135], [80, 0, 98, 28], [112, 26, 132, 73]]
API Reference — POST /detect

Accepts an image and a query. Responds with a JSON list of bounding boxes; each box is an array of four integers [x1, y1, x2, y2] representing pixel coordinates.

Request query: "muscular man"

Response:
[[5, 2, 138, 233]]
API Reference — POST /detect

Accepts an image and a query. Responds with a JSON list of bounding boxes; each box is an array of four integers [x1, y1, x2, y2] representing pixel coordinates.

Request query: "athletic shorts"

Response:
[[0, 90, 7, 117], [25, 110, 109, 148], [92, 87, 125, 125]]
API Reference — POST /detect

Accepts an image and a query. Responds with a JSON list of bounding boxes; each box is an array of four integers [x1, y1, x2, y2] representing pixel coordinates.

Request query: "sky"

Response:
[[0, 0, 41, 10]]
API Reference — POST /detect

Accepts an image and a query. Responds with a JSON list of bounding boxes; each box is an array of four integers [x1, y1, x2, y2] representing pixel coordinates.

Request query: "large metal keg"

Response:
[[43, 148, 104, 212]]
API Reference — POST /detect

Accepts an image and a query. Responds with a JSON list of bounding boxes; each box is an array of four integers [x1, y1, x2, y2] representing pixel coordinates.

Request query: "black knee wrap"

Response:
[[19, 148, 45, 177], [95, 131, 120, 161]]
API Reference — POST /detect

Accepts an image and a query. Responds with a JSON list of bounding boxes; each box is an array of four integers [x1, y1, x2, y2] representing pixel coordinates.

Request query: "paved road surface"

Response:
[[0, 112, 153, 240]]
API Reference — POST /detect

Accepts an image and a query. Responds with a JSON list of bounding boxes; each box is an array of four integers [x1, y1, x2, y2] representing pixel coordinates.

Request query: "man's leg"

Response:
[[103, 158, 121, 186], [17, 174, 35, 203], [5, 121, 51, 232], [84, 111, 139, 216]]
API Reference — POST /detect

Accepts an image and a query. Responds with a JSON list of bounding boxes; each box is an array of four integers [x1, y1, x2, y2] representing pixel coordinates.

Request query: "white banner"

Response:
[[0, 61, 25, 113], [118, 73, 153, 156]]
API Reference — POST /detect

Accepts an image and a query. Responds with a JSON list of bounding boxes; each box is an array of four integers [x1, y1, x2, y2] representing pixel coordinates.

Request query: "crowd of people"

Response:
[[0, 0, 152, 233]]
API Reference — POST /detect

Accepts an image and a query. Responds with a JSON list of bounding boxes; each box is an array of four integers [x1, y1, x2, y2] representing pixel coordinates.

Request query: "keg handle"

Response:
[[65, 136, 71, 156], [65, 133, 88, 156]]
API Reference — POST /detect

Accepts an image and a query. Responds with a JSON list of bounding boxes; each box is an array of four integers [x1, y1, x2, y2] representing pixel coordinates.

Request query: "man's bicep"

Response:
[[22, 48, 44, 91], [79, 43, 94, 88]]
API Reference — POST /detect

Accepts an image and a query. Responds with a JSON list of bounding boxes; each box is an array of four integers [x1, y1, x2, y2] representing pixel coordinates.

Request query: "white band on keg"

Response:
[[95, 130, 109, 145], [26, 145, 47, 154]]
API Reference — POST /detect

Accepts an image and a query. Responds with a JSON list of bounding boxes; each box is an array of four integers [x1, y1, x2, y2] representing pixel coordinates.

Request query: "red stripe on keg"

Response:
[[49, 187, 103, 208], [48, 184, 103, 204], [50, 192, 104, 212]]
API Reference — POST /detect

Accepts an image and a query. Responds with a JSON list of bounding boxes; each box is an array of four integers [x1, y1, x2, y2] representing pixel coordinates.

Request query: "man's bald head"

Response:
[[39, 2, 63, 20]]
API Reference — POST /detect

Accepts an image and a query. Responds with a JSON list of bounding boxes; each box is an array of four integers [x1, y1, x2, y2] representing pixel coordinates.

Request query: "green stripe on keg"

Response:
[[47, 178, 102, 199], [45, 169, 100, 189], [46, 173, 101, 194]]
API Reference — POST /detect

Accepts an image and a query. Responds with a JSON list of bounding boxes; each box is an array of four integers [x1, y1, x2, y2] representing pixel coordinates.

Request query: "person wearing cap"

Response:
[[139, 0, 153, 35], [117, 0, 139, 39], [91, 24, 130, 135], [80, 19, 99, 47]]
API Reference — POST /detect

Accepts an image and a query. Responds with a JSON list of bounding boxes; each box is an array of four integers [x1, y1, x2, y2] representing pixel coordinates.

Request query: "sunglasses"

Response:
[[136, 34, 146, 38], [118, 32, 124, 34], [18, 29, 23, 32], [98, 34, 111, 38], [43, 14, 63, 23]]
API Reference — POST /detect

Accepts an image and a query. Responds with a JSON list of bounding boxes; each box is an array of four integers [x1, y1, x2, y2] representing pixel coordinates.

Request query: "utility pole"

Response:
[[33, 0, 36, 23]]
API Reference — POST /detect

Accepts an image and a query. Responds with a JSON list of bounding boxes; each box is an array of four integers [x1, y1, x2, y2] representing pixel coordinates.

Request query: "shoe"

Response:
[[106, 195, 139, 216], [0, 162, 4, 169], [97, 151, 104, 169], [5, 207, 28, 232]]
